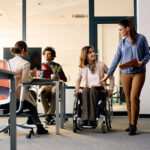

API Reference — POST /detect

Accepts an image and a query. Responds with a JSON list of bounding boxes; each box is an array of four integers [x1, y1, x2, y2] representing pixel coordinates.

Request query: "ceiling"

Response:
[[0, 0, 89, 28]]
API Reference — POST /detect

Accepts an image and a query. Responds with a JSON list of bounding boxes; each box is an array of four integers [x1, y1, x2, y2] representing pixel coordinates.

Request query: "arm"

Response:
[[59, 66, 67, 82], [74, 68, 82, 97], [22, 62, 33, 83], [107, 42, 122, 76], [103, 63, 114, 96], [101, 42, 122, 85], [134, 36, 150, 68], [142, 36, 150, 65]]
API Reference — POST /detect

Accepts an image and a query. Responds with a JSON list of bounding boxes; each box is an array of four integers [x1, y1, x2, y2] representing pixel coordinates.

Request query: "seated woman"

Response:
[[74, 46, 114, 126], [9, 40, 48, 135]]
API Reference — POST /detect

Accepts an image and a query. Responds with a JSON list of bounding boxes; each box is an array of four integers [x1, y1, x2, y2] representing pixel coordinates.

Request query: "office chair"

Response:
[[0, 59, 36, 138]]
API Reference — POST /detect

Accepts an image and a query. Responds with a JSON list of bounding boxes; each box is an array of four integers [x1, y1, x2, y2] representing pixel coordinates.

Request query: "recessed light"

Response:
[[72, 14, 88, 18], [37, 2, 41, 5]]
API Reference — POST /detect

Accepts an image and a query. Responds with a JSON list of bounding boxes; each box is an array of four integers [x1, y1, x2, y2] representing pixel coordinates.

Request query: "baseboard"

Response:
[[1, 113, 150, 118], [139, 114, 150, 118], [65, 112, 150, 118]]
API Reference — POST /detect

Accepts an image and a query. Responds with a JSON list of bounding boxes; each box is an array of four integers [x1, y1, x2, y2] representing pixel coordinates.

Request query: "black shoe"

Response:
[[36, 124, 49, 135], [26, 116, 34, 125], [128, 125, 137, 136], [125, 124, 131, 132], [45, 115, 55, 125], [88, 121, 96, 126], [81, 120, 88, 126]]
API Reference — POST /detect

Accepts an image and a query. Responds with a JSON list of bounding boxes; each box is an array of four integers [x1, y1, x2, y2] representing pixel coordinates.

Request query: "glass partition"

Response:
[[98, 24, 126, 111], [27, 0, 89, 86]]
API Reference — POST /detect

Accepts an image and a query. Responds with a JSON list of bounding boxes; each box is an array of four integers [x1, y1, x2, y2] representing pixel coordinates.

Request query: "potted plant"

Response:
[[50, 65, 62, 80]]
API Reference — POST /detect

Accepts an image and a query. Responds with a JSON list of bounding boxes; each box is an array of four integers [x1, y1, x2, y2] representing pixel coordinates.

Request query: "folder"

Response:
[[119, 58, 138, 70]]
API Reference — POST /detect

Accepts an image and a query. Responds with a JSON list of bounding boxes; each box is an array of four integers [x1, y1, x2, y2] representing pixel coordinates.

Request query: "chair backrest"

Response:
[[0, 59, 10, 103]]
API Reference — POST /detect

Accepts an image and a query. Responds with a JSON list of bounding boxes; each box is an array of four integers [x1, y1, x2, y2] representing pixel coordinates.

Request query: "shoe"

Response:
[[125, 124, 131, 132], [88, 121, 97, 126], [88, 121, 97, 129], [26, 116, 34, 125], [81, 120, 88, 126], [36, 124, 49, 135], [45, 115, 55, 125], [128, 125, 137, 136]]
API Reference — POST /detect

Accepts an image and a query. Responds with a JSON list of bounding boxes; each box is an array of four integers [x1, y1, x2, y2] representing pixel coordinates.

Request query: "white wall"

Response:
[[138, 0, 150, 114]]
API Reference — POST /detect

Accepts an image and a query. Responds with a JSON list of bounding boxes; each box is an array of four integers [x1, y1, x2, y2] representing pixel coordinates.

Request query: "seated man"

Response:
[[39, 47, 67, 125]]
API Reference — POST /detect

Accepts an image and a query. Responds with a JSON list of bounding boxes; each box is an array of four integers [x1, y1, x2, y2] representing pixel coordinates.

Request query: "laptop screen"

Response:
[[3, 47, 42, 70]]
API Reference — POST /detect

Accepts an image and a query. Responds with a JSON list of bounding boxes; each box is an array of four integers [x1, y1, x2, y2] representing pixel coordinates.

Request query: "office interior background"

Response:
[[0, 0, 150, 115]]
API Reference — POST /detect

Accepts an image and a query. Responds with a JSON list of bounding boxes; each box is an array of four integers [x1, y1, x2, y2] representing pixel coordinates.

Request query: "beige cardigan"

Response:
[[75, 61, 114, 91], [9, 55, 37, 106]]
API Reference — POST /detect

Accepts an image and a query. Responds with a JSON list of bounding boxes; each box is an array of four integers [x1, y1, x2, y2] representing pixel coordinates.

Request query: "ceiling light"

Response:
[[72, 14, 88, 18]]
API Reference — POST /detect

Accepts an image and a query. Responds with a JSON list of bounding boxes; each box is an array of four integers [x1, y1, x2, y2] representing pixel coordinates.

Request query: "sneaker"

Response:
[[45, 115, 55, 125], [81, 120, 88, 126], [36, 124, 49, 135], [88, 121, 97, 127]]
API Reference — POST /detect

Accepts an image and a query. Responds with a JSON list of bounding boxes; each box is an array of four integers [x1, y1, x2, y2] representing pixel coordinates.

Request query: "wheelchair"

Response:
[[73, 89, 113, 133]]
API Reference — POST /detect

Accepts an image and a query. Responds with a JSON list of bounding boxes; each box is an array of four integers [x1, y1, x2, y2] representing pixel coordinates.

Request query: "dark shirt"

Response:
[[42, 62, 67, 82]]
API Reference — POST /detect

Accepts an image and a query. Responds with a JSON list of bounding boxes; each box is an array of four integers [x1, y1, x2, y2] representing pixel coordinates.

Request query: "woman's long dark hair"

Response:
[[119, 17, 137, 44], [10, 41, 27, 55]]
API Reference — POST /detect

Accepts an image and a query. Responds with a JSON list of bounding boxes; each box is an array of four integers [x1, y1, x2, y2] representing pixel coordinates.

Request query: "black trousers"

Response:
[[0, 100, 41, 124]]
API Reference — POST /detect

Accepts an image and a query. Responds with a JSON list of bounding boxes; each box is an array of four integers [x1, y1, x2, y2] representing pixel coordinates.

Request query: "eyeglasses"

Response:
[[119, 27, 125, 32]]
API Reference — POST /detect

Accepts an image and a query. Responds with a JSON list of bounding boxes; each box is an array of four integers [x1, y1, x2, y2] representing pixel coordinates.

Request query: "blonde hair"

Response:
[[79, 45, 95, 68]]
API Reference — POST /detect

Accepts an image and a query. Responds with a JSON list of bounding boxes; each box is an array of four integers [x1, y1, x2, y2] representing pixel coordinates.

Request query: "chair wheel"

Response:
[[30, 129, 34, 135], [26, 133, 31, 138], [101, 123, 107, 133], [4, 129, 8, 134]]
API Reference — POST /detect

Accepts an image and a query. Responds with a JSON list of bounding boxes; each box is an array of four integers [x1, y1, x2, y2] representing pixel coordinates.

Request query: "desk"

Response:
[[20, 78, 65, 135], [0, 69, 16, 150]]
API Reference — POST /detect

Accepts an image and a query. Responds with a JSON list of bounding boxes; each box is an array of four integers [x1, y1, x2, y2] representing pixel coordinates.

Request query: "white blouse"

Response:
[[87, 68, 100, 88]]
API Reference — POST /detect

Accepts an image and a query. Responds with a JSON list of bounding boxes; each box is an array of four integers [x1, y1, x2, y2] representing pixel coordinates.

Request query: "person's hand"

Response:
[[30, 67, 38, 77], [135, 61, 144, 68], [74, 89, 79, 97], [100, 74, 110, 83]]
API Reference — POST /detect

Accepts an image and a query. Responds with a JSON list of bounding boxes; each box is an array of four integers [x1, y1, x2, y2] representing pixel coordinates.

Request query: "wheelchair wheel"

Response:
[[101, 123, 107, 133], [106, 96, 113, 130], [73, 98, 78, 132], [73, 122, 77, 133], [106, 117, 111, 131]]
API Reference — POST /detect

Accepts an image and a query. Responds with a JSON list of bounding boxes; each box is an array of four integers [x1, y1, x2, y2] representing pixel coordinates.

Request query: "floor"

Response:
[[0, 116, 150, 150]]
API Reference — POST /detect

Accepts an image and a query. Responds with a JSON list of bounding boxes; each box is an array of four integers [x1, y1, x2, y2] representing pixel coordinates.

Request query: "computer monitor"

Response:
[[3, 47, 42, 70]]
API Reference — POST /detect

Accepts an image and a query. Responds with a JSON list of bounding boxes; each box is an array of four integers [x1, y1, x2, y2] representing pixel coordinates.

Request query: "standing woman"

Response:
[[9, 41, 48, 135], [74, 46, 114, 126], [102, 17, 150, 135]]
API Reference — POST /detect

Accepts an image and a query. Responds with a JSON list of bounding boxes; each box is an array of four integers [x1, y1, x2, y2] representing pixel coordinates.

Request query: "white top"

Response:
[[87, 68, 99, 88]]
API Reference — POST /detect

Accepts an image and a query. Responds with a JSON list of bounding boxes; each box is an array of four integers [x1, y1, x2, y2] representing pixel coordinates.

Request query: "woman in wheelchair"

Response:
[[74, 46, 114, 127]]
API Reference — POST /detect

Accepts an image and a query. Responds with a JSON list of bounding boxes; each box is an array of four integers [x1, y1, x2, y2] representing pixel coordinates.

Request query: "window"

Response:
[[27, 0, 89, 86]]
